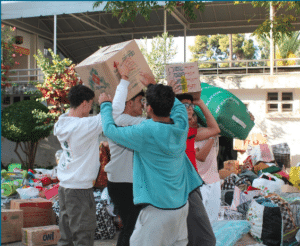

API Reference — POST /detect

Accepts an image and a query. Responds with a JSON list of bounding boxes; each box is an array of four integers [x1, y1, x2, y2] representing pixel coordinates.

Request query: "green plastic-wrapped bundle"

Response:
[[194, 83, 254, 140]]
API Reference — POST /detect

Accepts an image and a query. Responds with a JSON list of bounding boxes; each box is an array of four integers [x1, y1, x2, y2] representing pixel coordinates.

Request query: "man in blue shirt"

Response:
[[99, 81, 202, 246]]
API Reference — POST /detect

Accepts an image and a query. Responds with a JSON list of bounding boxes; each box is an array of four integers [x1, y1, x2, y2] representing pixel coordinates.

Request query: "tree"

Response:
[[236, 2, 300, 41], [33, 49, 82, 126], [189, 34, 257, 68], [93, 1, 205, 24], [139, 32, 178, 82], [1, 24, 20, 91], [257, 31, 300, 65], [1, 100, 52, 169]]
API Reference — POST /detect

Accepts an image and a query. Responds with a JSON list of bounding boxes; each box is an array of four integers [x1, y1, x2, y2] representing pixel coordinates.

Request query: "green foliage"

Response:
[[189, 34, 257, 68], [93, 1, 205, 24], [34, 48, 82, 122], [235, 1, 300, 42], [139, 32, 178, 82], [256, 31, 300, 64], [1, 25, 19, 90], [1, 100, 52, 143]]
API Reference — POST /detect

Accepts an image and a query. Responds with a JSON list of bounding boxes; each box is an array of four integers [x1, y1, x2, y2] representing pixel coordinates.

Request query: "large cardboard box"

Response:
[[22, 225, 60, 246], [10, 198, 56, 228], [75, 39, 155, 102], [1, 209, 23, 243], [166, 62, 201, 99]]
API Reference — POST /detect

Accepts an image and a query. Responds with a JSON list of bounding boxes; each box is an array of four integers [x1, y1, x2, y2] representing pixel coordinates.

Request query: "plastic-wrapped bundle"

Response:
[[194, 83, 254, 140], [211, 220, 251, 246]]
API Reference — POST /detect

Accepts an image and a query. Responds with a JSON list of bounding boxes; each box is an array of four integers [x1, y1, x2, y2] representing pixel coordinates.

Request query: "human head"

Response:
[[68, 84, 95, 109], [124, 90, 145, 116], [176, 94, 194, 120], [189, 113, 198, 128], [145, 84, 175, 117]]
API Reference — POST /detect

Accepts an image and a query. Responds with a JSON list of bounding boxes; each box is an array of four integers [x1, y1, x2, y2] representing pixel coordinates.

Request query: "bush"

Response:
[[1, 100, 52, 169]]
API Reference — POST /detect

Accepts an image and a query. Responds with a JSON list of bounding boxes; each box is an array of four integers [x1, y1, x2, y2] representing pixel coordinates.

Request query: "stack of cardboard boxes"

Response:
[[1, 198, 60, 245]]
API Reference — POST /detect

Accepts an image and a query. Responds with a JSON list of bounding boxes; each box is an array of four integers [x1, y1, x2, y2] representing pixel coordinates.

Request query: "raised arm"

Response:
[[111, 58, 135, 118], [195, 137, 215, 162], [194, 99, 220, 141], [99, 93, 146, 152]]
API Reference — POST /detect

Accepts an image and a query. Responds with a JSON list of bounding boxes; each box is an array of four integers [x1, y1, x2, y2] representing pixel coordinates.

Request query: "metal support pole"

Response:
[[164, 8, 167, 80], [54, 15, 57, 55], [184, 26, 186, 63], [270, 3, 274, 75]]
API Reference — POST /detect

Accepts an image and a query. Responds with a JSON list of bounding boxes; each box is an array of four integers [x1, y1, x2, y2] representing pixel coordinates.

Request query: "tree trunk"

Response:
[[14, 142, 25, 166], [13, 141, 39, 170]]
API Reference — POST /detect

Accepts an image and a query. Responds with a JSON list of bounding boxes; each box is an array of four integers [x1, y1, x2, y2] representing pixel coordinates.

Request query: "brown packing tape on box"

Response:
[[22, 225, 60, 246], [1, 209, 23, 244], [10, 198, 56, 228], [75, 39, 155, 102]]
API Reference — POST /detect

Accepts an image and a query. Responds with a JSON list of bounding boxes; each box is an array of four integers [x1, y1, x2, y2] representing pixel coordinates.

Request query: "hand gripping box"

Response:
[[10, 198, 56, 228], [166, 62, 201, 100], [75, 39, 155, 102], [22, 225, 60, 246], [1, 209, 23, 243]]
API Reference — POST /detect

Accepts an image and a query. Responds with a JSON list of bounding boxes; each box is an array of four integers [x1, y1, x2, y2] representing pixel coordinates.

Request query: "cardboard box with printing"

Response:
[[75, 39, 155, 102], [1, 209, 23, 243], [10, 198, 56, 228], [22, 225, 61, 246], [166, 62, 201, 100]]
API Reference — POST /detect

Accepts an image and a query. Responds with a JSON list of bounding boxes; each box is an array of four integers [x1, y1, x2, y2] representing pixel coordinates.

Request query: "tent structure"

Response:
[[2, 1, 300, 63]]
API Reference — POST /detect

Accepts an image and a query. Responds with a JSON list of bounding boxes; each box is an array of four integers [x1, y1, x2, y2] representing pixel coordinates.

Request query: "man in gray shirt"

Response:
[[105, 72, 153, 246]]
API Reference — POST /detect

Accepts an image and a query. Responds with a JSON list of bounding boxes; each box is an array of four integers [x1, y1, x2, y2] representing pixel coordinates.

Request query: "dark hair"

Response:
[[67, 85, 95, 108], [130, 90, 145, 101], [146, 84, 175, 117], [176, 93, 193, 102]]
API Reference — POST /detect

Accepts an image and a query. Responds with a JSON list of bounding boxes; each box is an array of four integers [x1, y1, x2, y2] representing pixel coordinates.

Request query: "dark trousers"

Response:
[[187, 188, 216, 246], [107, 181, 142, 246], [58, 187, 96, 246]]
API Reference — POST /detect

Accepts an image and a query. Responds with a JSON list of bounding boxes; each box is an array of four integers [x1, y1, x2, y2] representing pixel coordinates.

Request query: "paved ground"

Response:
[[3, 231, 120, 246]]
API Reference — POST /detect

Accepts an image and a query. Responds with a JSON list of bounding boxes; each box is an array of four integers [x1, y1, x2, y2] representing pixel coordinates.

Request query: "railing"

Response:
[[2, 68, 44, 95], [198, 57, 300, 76], [2, 57, 300, 94]]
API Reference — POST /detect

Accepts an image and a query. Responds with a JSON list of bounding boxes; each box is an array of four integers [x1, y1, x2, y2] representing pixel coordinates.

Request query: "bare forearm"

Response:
[[194, 100, 220, 133], [195, 138, 214, 162]]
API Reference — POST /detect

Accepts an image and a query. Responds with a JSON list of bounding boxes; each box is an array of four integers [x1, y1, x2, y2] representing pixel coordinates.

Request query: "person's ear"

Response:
[[147, 104, 153, 115]]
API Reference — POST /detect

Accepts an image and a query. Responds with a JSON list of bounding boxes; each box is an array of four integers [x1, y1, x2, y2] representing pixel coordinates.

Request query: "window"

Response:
[[266, 92, 294, 113]]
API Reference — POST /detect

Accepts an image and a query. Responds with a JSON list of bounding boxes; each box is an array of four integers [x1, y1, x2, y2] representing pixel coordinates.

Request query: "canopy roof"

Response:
[[2, 1, 300, 63]]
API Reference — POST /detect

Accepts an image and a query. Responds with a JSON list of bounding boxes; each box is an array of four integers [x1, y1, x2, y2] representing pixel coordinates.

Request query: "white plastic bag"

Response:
[[16, 187, 39, 199], [252, 172, 285, 195]]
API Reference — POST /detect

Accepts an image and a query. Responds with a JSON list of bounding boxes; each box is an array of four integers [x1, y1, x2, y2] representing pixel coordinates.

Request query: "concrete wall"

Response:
[[202, 74, 300, 167], [1, 133, 108, 168]]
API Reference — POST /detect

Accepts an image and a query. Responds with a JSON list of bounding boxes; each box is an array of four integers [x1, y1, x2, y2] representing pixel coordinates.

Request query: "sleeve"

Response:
[[170, 98, 189, 132], [116, 114, 146, 127], [111, 79, 130, 119], [87, 79, 129, 135], [100, 102, 146, 152]]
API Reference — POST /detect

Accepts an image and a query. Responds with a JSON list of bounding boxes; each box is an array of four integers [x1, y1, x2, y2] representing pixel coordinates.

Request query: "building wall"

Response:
[[202, 74, 300, 167]]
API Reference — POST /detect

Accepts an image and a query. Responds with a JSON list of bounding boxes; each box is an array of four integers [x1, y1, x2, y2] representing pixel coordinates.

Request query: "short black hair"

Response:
[[130, 90, 145, 101], [67, 85, 95, 108], [146, 84, 175, 117], [176, 93, 193, 102]]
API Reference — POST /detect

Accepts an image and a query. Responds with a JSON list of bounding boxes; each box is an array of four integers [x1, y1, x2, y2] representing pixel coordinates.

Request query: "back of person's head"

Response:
[[146, 84, 175, 117], [68, 85, 95, 108], [176, 93, 193, 103]]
